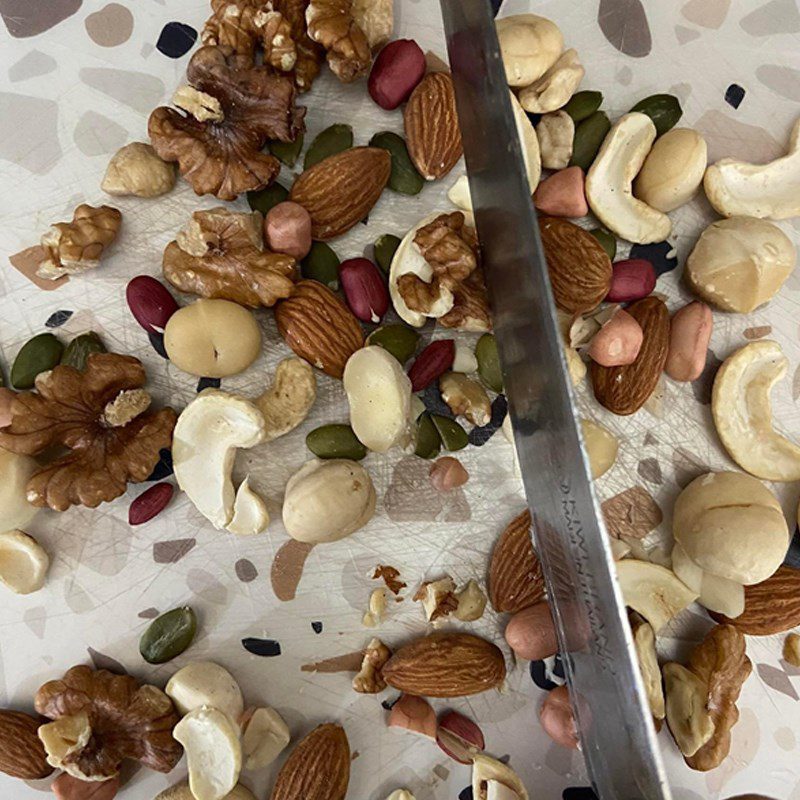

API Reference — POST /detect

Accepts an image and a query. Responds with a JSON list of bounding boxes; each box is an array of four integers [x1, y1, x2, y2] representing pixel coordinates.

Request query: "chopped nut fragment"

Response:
[[352, 638, 391, 693], [306, 0, 372, 82], [629, 613, 665, 720], [453, 580, 487, 622], [373, 564, 406, 595], [172, 85, 224, 122], [102, 389, 152, 428], [362, 587, 387, 627], [439, 372, 491, 426], [415, 576, 459, 622]]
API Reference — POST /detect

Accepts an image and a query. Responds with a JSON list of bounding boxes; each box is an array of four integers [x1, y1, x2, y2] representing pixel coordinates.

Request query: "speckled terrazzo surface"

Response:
[[1, 1, 800, 799]]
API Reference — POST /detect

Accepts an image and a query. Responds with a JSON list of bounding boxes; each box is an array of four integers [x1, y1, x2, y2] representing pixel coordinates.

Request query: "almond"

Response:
[[538, 216, 612, 313], [0, 709, 52, 779], [590, 296, 670, 416], [275, 280, 365, 379], [382, 632, 506, 697], [710, 566, 800, 635], [488, 509, 545, 613], [270, 723, 350, 800], [404, 73, 463, 180], [290, 147, 391, 240]]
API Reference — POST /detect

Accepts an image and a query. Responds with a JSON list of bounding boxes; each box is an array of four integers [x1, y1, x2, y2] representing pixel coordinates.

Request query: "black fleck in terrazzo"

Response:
[[628, 241, 678, 277], [45, 309, 72, 327], [148, 330, 168, 358], [155, 21, 197, 59], [563, 788, 599, 800], [725, 83, 746, 109], [146, 448, 173, 481], [242, 637, 282, 657], [469, 394, 508, 447], [197, 376, 221, 392], [458, 787, 473, 800], [311, 621, 323, 634]]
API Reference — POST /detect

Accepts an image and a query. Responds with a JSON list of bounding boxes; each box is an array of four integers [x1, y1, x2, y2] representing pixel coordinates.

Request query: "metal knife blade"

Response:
[[440, 3, 671, 798]]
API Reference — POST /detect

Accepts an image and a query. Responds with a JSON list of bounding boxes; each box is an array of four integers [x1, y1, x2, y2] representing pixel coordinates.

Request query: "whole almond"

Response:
[[0, 709, 52, 779], [275, 280, 365, 378], [404, 73, 463, 180], [538, 216, 612, 313], [590, 296, 670, 416], [710, 566, 800, 635], [290, 147, 391, 240], [270, 723, 350, 800], [488, 509, 545, 613], [382, 632, 506, 697]]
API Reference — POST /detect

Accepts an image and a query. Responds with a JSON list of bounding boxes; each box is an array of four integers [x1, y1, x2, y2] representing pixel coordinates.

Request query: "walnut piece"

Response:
[[414, 212, 477, 287], [0, 353, 176, 511], [149, 45, 305, 200], [163, 207, 296, 308], [172, 85, 225, 122], [276, 0, 325, 92], [261, 10, 298, 70], [373, 564, 406, 595], [439, 266, 492, 332], [351, 0, 392, 50], [439, 372, 491, 426], [35, 665, 182, 781], [352, 638, 391, 693], [306, 0, 371, 82], [414, 576, 459, 622], [102, 142, 176, 198], [37, 204, 121, 281]]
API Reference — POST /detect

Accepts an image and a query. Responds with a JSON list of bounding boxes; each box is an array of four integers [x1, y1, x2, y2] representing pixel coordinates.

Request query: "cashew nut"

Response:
[[712, 341, 800, 481], [585, 113, 672, 244], [0, 530, 49, 595], [0, 446, 39, 532], [472, 754, 529, 800], [579, 418, 618, 479], [227, 476, 270, 536], [704, 116, 800, 219], [496, 14, 563, 87], [453, 579, 488, 622], [519, 49, 584, 114], [165, 661, 244, 725], [663, 663, 715, 757], [536, 111, 574, 169], [240, 706, 290, 770], [254, 357, 317, 443], [630, 616, 665, 720]]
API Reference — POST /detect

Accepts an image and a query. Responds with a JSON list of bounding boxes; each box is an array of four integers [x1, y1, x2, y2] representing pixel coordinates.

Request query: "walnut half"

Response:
[[306, 0, 372, 82]]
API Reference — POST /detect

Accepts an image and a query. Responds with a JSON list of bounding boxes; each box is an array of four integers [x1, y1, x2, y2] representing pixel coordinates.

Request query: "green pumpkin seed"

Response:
[[369, 131, 424, 196], [11, 333, 64, 389], [630, 94, 682, 137], [60, 332, 106, 372], [475, 334, 503, 393], [306, 424, 367, 460], [269, 131, 304, 168], [569, 110, 611, 171], [367, 325, 420, 364], [139, 606, 197, 665], [374, 234, 401, 276], [588, 229, 616, 261], [304, 124, 353, 170], [414, 413, 441, 459], [301, 241, 340, 289], [247, 182, 289, 215], [563, 90, 603, 123], [431, 414, 468, 451]]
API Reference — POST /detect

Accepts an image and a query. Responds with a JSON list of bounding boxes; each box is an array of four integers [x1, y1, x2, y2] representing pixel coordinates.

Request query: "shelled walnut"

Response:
[[276, 0, 325, 92], [0, 353, 176, 511], [306, 0, 372, 82], [35, 664, 182, 780], [352, 638, 391, 693], [163, 207, 296, 307], [149, 45, 305, 200], [37, 204, 121, 281]]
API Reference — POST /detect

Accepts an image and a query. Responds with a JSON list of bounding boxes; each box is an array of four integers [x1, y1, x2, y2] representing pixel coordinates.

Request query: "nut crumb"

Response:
[[102, 389, 151, 428], [352, 638, 391, 693], [172, 85, 224, 122], [414, 577, 459, 622], [372, 564, 406, 595], [362, 587, 387, 627]]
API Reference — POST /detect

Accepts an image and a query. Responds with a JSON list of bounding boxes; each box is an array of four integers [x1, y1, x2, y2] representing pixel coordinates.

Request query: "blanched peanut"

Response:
[[504, 602, 558, 660], [665, 301, 712, 382], [539, 685, 579, 749], [587, 308, 643, 366], [264, 201, 312, 260], [533, 166, 587, 218]]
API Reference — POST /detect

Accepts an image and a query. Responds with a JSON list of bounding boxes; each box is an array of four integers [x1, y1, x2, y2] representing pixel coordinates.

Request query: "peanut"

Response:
[[264, 201, 312, 260], [429, 456, 469, 491], [665, 301, 712, 382], [504, 602, 558, 660], [539, 685, 579, 749], [587, 308, 643, 367]]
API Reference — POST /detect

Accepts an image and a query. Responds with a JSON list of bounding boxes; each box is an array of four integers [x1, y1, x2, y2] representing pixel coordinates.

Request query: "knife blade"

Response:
[[439, 3, 671, 797]]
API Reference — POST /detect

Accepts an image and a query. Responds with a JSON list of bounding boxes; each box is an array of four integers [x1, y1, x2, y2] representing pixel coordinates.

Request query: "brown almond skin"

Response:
[[538, 217, 612, 314], [590, 296, 670, 415], [404, 72, 463, 180], [274, 280, 364, 379], [290, 147, 390, 240], [382, 632, 506, 698], [270, 723, 350, 800], [0, 709, 53, 779], [488, 509, 545, 613], [710, 566, 800, 635]]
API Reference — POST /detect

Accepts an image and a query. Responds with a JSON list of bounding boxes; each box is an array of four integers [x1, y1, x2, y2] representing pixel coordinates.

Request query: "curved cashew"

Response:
[[585, 113, 672, 244], [712, 340, 800, 481], [254, 357, 316, 443], [0, 530, 49, 595], [704, 116, 800, 219], [518, 49, 584, 114]]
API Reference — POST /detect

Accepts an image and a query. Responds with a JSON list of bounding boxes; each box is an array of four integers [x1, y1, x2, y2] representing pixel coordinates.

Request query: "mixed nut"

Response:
[[0, 2, 799, 799]]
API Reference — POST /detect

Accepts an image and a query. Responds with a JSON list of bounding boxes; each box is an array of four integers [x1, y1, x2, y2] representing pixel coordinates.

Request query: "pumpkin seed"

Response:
[[475, 334, 503, 393], [247, 182, 289, 215], [367, 324, 420, 364], [60, 331, 106, 371], [369, 131, 424, 195], [431, 414, 468, 451], [563, 90, 603, 123], [374, 234, 401, 276], [588, 229, 617, 261], [306, 424, 367, 460], [414, 413, 441, 459], [569, 110, 611, 171], [629, 94, 682, 137], [269, 131, 304, 167], [139, 606, 197, 664], [304, 124, 353, 170], [301, 241, 340, 289], [11, 333, 64, 389]]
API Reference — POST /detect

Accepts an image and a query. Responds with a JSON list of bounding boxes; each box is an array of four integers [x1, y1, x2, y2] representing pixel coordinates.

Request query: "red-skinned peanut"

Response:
[[504, 602, 558, 661], [339, 258, 389, 323], [126, 275, 179, 334], [407, 340, 455, 392], [368, 39, 426, 110], [606, 259, 656, 303], [540, 685, 579, 749]]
